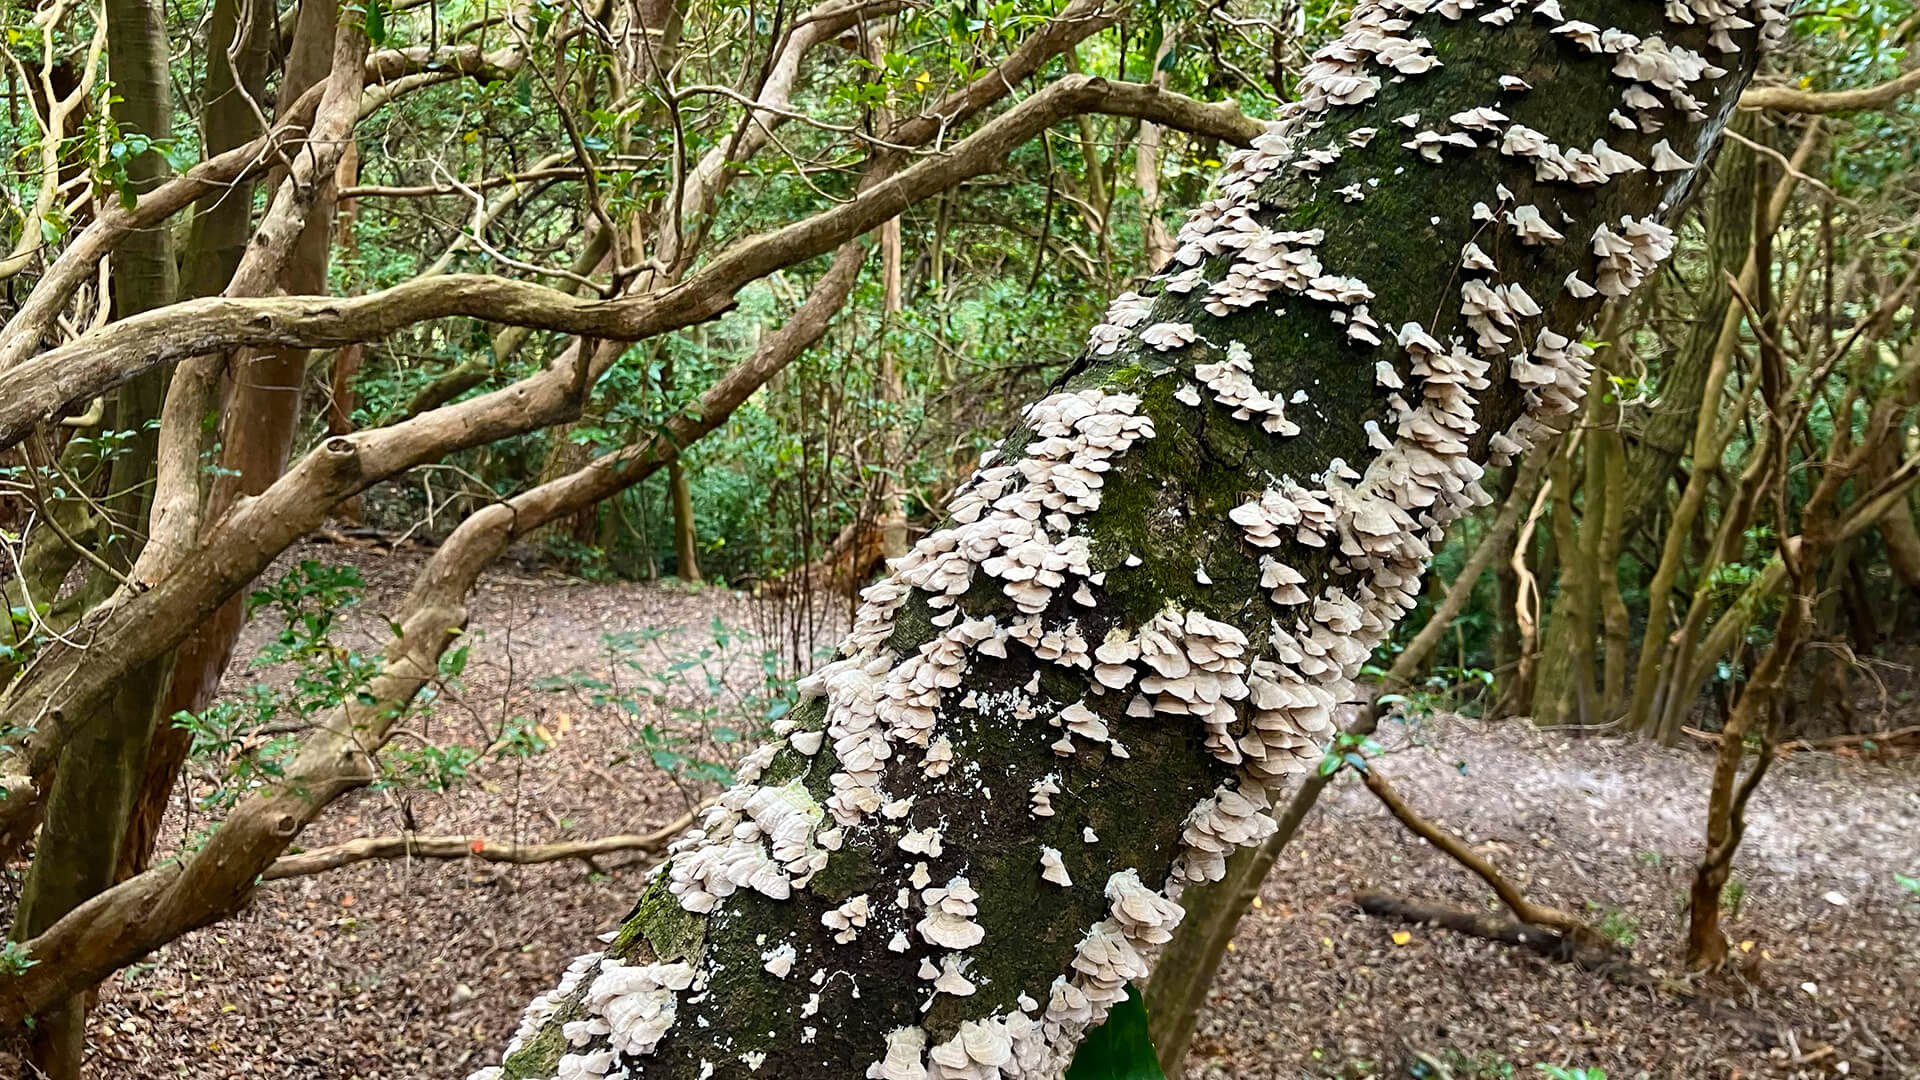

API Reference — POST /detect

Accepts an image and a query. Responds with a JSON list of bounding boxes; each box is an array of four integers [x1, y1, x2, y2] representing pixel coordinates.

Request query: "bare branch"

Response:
[[0, 75, 1260, 453], [1742, 64, 1920, 113], [260, 817, 695, 880]]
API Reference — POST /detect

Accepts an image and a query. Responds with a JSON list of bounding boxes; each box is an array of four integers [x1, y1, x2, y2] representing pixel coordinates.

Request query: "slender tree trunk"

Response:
[[668, 460, 702, 582], [1533, 431, 1587, 723], [1145, 441, 1552, 1076], [1597, 423, 1630, 717], [11, 0, 175, 1073], [873, 216, 910, 560], [872, 27, 911, 562], [1871, 433, 1920, 591], [660, 352, 704, 583], [1500, 468, 1554, 718], [1134, 26, 1177, 272], [468, 9, 1769, 1077], [330, 141, 365, 524], [119, 0, 334, 880]]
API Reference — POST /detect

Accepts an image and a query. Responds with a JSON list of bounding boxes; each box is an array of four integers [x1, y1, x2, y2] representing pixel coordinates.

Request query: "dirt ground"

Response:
[[22, 543, 1916, 1079]]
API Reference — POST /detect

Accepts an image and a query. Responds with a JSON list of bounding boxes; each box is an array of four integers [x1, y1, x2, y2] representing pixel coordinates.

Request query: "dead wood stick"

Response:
[[1681, 723, 1920, 753], [1356, 763, 1593, 938], [260, 811, 694, 880], [1354, 892, 1579, 961]]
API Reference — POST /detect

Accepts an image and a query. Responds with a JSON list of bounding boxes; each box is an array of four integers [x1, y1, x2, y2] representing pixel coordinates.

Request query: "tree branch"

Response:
[[1741, 64, 1920, 113], [260, 814, 697, 880], [1357, 761, 1593, 938], [0, 245, 869, 991], [0, 75, 1260, 454]]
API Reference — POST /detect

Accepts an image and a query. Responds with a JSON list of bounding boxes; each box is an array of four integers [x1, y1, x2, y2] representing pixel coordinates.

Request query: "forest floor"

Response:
[[47, 542, 1920, 1080]]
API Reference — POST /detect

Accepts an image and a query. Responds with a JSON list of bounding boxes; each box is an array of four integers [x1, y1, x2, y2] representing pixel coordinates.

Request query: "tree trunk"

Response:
[[118, 0, 336, 882], [872, 27, 912, 563], [1532, 429, 1588, 724], [474, 8, 1772, 1078], [1134, 26, 1177, 272], [1144, 442, 1552, 1076], [11, 0, 176, 1072], [669, 459, 703, 582], [661, 352, 704, 583], [329, 141, 365, 524]]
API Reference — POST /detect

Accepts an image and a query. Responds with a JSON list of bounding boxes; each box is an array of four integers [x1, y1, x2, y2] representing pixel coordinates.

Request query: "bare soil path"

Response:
[[21, 545, 1912, 1079]]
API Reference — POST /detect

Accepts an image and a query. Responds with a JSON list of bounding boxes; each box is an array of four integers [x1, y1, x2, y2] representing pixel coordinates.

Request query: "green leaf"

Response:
[[1064, 985, 1166, 1080]]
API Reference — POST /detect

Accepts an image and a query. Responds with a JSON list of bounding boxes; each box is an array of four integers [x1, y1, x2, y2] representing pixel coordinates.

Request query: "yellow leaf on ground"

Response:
[[1739, 940, 1754, 953], [1391, 931, 1412, 946]]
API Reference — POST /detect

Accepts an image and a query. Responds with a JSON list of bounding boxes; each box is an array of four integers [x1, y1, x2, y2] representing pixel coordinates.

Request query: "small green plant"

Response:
[[1315, 729, 1384, 777], [1635, 850, 1662, 867], [1535, 1067, 1606, 1080], [1366, 660, 1498, 720], [0, 940, 36, 976], [173, 561, 485, 813], [1721, 875, 1748, 920], [1597, 909, 1639, 947], [538, 619, 796, 790]]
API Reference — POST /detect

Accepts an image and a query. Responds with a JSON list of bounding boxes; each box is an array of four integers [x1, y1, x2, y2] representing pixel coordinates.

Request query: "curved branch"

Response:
[[0, 242, 870, 1023], [0, 75, 1260, 453], [0, 83, 324, 372], [1741, 64, 1920, 113], [1357, 763, 1593, 938]]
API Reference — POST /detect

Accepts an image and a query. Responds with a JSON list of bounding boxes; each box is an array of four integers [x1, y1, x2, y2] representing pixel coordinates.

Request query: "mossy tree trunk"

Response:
[[482, 4, 1772, 1079], [1144, 439, 1553, 1077]]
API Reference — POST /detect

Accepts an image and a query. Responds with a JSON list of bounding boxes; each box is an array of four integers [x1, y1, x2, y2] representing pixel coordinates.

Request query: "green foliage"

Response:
[[0, 940, 36, 976], [1064, 985, 1167, 1080], [1596, 909, 1640, 948], [1535, 1067, 1607, 1080], [172, 562, 506, 814], [1316, 729, 1384, 777], [1720, 875, 1749, 920], [535, 620, 795, 788]]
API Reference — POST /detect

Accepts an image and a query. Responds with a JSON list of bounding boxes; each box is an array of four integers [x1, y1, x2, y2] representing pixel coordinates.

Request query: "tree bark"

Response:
[[461, 8, 1774, 1078], [9, 0, 177, 1072], [1144, 441, 1552, 1077], [115, 0, 275, 884], [118, 0, 345, 884]]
